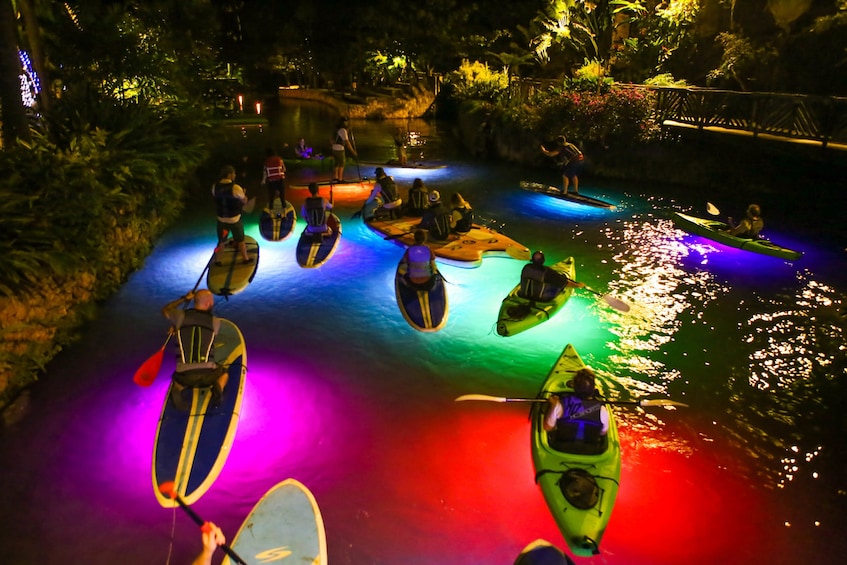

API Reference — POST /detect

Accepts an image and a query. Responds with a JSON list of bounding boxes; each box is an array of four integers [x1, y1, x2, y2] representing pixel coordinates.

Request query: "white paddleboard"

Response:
[[223, 478, 327, 565]]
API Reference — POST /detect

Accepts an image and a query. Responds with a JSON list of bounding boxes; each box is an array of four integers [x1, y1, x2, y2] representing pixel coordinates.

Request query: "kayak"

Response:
[[514, 539, 575, 565], [207, 236, 260, 297], [496, 257, 576, 337], [530, 344, 621, 558], [296, 213, 342, 268], [289, 179, 375, 192], [258, 198, 296, 242], [152, 318, 246, 507], [395, 261, 449, 332], [223, 478, 327, 565], [520, 181, 615, 209], [672, 212, 802, 260], [365, 216, 530, 268]]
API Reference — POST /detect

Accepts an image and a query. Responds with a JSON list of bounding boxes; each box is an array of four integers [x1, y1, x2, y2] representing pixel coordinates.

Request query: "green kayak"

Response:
[[530, 344, 621, 557], [673, 212, 802, 260], [496, 257, 575, 337]]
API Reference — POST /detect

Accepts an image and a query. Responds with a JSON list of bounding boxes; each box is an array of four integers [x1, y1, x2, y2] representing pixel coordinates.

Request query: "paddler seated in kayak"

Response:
[[162, 289, 228, 411], [399, 230, 438, 289], [294, 137, 313, 159], [417, 190, 455, 241], [725, 203, 763, 239], [302, 182, 337, 237], [543, 368, 609, 450], [519, 251, 585, 302], [365, 167, 403, 220]]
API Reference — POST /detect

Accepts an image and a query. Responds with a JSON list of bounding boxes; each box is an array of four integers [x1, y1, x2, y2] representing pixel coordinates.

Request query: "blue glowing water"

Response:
[[0, 101, 845, 564]]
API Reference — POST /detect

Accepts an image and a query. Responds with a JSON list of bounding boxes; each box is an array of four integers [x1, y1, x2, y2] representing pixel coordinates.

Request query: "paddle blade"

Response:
[[602, 294, 631, 313], [158, 481, 178, 499], [133, 347, 166, 387], [706, 202, 720, 215], [639, 399, 689, 408], [455, 394, 508, 402]]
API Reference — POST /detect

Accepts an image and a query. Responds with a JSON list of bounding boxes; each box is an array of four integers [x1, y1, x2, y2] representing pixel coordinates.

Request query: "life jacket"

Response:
[[408, 188, 429, 213], [519, 264, 561, 302], [423, 204, 452, 241], [452, 206, 473, 233], [174, 309, 220, 371], [553, 394, 604, 443], [305, 196, 327, 229], [214, 181, 243, 219], [557, 142, 583, 166], [737, 217, 764, 239], [264, 156, 284, 182], [406, 245, 434, 281], [377, 176, 399, 203]]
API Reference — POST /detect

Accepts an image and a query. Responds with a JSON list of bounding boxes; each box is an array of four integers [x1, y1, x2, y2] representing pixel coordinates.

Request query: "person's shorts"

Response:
[[332, 149, 346, 168], [563, 156, 585, 178], [217, 218, 245, 242]]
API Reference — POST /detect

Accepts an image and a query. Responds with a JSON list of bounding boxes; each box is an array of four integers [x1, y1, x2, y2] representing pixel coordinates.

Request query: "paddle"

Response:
[[158, 482, 248, 565], [706, 202, 720, 215], [454, 394, 689, 408], [133, 246, 217, 386], [582, 286, 631, 313], [350, 129, 362, 181], [133, 330, 173, 387]]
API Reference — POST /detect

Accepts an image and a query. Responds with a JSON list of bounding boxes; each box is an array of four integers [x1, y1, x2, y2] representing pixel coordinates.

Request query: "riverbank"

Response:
[[277, 84, 436, 119]]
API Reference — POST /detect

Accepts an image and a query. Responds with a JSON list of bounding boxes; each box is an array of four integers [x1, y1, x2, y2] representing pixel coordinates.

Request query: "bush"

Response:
[[443, 60, 509, 103]]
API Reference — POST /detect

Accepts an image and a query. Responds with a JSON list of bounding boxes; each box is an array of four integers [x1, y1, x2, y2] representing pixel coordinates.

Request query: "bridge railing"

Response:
[[509, 80, 847, 149]]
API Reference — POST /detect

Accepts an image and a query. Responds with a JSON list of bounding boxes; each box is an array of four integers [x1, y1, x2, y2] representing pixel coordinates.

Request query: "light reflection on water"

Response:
[[0, 102, 845, 564]]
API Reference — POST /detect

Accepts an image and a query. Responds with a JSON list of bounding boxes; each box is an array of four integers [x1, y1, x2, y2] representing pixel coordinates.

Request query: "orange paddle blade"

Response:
[[133, 346, 166, 387]]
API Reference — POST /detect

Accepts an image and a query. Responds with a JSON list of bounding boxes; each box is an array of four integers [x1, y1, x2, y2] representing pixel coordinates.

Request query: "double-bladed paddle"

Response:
[[454, 394, 688, 408], [158, 482, 248, 565]]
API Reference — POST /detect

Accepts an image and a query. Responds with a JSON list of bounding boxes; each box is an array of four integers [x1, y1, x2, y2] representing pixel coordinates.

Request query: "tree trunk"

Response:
[[0, 0, 32, 147]]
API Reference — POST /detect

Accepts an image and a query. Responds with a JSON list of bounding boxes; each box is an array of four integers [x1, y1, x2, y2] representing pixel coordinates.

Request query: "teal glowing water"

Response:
[[0, 103, 844, 564]]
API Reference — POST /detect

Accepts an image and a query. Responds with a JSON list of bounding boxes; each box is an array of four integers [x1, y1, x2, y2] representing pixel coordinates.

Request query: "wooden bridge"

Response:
[[511, 80, 847, 151], [646, 86, 847, 150]]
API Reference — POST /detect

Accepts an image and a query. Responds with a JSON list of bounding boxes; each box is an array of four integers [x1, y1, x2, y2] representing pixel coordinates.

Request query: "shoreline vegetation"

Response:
[[2, 86, 845, 425]]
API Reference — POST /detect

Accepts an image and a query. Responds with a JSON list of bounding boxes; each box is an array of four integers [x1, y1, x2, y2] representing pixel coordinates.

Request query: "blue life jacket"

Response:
[[554, 395, 604, 443], [214, 182, 243, 218]]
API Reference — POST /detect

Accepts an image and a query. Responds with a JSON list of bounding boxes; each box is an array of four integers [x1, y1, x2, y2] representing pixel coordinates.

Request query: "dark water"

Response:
[[1, 100, 845, 565]]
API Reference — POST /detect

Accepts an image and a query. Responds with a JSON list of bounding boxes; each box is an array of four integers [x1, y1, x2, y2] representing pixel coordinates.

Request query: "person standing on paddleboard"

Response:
[[213, 165, 252, 264], [162, 290, 228, 411], [540, 135, 585, 195], [331, 116, 357, 182], [261, 147, 286, 208], [519, 250, 585, 302]]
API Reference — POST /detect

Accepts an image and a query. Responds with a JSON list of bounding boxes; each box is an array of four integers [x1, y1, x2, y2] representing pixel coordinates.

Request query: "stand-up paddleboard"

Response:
[[520, 181, 615, 210], [296, 213, 342, 268], [365, 217, 530, 268], [222, 478, 327, 565], [358, 159, 447, 170], [515, 539, 575, 565], [395, 262, 449, 332], [207, 236, 260, 296], [152, 318, 246, 507], [259, 198, 296, 242]]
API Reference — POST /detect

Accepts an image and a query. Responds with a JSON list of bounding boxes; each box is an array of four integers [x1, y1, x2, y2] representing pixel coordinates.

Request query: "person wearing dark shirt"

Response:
[[417, 190, 454, 241], [519, 250, 584, 302]]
